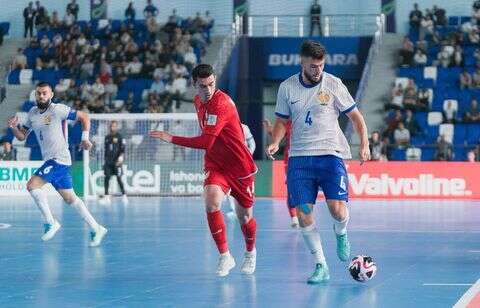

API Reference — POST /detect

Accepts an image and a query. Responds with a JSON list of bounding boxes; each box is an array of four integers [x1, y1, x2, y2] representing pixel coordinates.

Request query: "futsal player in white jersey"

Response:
[[225, 123, 256, 220], [266, 41, 370, 284], [7, 82, 107, 246]]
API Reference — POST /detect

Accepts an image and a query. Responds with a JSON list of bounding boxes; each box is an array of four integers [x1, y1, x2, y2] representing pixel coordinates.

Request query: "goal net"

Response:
[[84, 113, 205, 198]]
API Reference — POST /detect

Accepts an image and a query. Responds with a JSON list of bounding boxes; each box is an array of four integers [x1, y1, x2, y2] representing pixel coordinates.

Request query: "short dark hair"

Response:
[[192, 64, 214, 82], [36, 81, 52, 89], [300, 40, 326, 60]]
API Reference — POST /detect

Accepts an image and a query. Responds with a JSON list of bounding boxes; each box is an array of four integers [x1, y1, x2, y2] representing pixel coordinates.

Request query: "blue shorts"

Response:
[[34, 159, 73, 190], [287, 155, 348, 207]]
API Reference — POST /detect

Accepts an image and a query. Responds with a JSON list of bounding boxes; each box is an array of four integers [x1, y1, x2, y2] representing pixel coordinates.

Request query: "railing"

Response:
[[212, 16, 243, 78], [245, 14, 382, 37], [346, 14, 385, 143]]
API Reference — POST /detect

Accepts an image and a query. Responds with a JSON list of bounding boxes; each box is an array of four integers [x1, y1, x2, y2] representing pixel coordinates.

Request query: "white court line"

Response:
[[423, 283, 473, 286], [468, 250, 480, 253], [453, 279, 480, 308]]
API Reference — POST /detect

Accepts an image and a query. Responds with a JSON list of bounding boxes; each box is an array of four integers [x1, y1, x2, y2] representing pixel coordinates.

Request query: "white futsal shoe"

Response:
[[89, 225, 108, 247], [98, 195, 111, 205], [216, 252, 236, 277], [290, 216, 300, 229], [41, 220, 61, 241], [241, 249, 257, 275]]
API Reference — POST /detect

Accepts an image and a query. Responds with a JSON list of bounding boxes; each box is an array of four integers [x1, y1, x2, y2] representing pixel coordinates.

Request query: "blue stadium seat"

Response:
[[8, 69, 20, 84], [0, 22, 9, 35], [466, 124, 480, 144], [391, 148, 406, 161], [453, 124, 467, 145], [448, 16, 459, 26], [421, 147, 435, 160], [22, 101, 35, 112]]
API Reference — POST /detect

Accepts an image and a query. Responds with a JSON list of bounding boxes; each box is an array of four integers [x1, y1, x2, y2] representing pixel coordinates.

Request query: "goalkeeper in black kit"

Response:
[[99, 121, 128, 205]]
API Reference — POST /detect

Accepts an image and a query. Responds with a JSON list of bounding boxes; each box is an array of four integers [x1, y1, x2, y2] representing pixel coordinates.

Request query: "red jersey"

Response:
[[193, 90, 257, 179]]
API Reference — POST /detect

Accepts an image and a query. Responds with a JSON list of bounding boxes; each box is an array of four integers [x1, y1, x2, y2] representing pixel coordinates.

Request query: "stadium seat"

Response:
[[15, 147, 31, 160], [453, 124, 467, 145], [391, 148, 406, 161], [421, 147, 435, 160], [406, 147, 422, 161], [427, 112, 443, 126], [466, 124, 480, 144], [439, 123, 454, 143], [423, 66, 437, 83]]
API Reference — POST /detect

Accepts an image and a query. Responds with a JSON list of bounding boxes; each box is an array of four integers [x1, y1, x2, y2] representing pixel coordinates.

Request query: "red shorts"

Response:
[[204, 170, 255, 208]]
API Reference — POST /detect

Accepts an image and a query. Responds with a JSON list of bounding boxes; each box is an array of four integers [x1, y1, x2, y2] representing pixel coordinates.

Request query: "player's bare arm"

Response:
[[265, 118, 288, 160], [347, 108, 371, 163], [76, 111, 93, 150], [7, 116, 27, 141], [149, 130, 173, 143]]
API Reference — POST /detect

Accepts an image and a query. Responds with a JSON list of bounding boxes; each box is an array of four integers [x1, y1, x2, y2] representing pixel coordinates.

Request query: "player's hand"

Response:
[[359, 143, 371, 165], [265, 143, 279, 160], [149, 130, 172, 143], [80, 139, 92, 151], [116, 155, 124, 166], [7, 116, 19, 128]]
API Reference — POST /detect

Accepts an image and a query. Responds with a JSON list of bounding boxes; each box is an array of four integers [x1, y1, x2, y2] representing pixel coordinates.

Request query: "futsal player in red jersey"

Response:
[[263, 119, 299, 228], [149, 64, 258, 277]]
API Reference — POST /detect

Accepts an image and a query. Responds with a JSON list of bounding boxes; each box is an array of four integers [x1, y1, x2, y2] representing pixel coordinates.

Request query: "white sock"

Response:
[[333, 208, 350, 236], [30, 188, 55, 224], [301, 223, 326, 265], [70, 197, 100, 231]]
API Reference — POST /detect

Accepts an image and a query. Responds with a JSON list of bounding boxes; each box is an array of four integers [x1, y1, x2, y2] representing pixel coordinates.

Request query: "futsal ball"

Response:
[[348, 255, 377, 282]]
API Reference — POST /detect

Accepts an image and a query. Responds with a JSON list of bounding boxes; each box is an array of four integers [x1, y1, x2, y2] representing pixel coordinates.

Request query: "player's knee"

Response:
[[26, 177, 41, 191], [62, 194, 78, 205]]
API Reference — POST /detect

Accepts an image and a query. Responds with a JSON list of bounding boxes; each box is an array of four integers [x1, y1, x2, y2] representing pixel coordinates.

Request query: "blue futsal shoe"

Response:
[[307, 263, 330, 284]]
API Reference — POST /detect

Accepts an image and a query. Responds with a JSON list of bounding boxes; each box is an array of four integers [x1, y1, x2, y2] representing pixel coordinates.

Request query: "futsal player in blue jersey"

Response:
[[266, 41, 371, 284], [7, 82, 107, 246]]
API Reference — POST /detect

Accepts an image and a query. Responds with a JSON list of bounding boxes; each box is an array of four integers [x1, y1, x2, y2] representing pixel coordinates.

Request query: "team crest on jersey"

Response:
[[206, 114, 217, 126], [317, 91, 330, 105], [42, 115, 52, 125]]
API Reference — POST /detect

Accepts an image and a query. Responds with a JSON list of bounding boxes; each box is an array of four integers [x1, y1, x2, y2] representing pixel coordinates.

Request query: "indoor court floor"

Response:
[[0, 196, 479, 307]]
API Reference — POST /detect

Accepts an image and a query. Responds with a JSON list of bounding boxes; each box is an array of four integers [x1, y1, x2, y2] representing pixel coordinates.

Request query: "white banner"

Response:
[[0, 161, 57, 196]]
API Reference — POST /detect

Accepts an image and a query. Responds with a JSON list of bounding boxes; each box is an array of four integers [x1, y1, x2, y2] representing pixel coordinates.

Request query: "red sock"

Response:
[[287, 204, 297, 218], [241, 217, 257, 252], [207, 210, 228, 254]]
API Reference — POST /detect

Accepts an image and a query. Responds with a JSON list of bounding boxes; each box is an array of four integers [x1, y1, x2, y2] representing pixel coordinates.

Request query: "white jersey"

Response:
[[274, 72, 356, 159], [242, 124, 256, 155], [23, 103, 77, 165]]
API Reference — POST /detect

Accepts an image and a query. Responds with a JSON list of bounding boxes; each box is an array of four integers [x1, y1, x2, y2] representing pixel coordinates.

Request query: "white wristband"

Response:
[[81, 131, 89, 141]]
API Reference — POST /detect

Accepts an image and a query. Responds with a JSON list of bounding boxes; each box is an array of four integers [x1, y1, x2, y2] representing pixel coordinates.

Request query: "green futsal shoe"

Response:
[[335, 231, 351, 262], [307, 263, 330, 284]]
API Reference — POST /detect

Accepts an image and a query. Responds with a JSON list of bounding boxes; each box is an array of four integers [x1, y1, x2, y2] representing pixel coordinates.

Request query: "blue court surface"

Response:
[[0, 196, 479, 307]]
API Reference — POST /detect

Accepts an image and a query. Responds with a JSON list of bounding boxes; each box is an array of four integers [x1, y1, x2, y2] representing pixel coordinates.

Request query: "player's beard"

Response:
[[36, 99, 51, 110], [304, 70, 322, 85]]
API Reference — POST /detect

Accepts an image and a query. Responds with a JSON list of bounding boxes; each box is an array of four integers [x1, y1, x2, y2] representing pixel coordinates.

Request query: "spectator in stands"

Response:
[[12, 48, 27, 70], [184, 46, 198, 71], [419, 15, 434, 40], [55, 79, 70, 100], [416, 39, 428, 54], [394, 122, 411, 147], [88, 95, 106, 113], [150, 75, 166, 95], [443, 100, 457, 124], [23, 2, 35, 38], [125, 2, 136, 20], [66, 0, 79, 21], [125, 56, 143, 78], [434, 135, 453, 161], [36, 47, 54, 69], [50, 11, 61, 30], [463, 99, 480, 123], [404, 109, 420, 136], [416, 89, 430, 111], [385, 109, 403, 138], [369, 131, 387, 161], [467, 150, 477, 162], [474, 0, 480, 11], [473, 68, 480, 88], [388, 82, 404, 110], [65, 80, 79, 103], [92, 77, 106, 98], [403, 80, 418, 110], [0, 141, 14, 160], [400, 36, 415, 66], [79, 57, 94, 80], [432, 5, 447, 26], [34, 1, 49, 31], [39, 34, 50, 49], [468, 28, 480, 44], [104, 78, 118, 102], [168, 9, 181, 27], [453, 45, 464, 66], [413, 49, 427, 66], [409, 3, 423, 29], [474, 48, 480, 66], [143, 0, 158, 18], [167, 73, 187, 110], [310, 0, 322, 36], [460, 69, 473, 90], [437, 45, 452, 68], [204, 11, 214, 44]]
